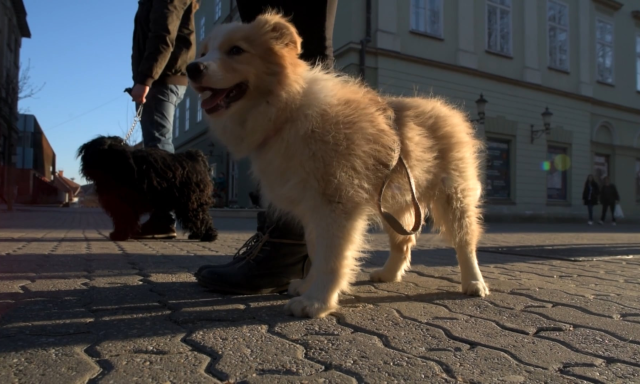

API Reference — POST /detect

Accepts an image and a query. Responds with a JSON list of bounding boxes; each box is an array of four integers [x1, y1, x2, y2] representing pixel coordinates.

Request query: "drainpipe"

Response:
[[359, 0, 372, 79]]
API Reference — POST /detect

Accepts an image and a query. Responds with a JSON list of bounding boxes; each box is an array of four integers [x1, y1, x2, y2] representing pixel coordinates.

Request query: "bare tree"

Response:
[[18, 59, 45, 112]]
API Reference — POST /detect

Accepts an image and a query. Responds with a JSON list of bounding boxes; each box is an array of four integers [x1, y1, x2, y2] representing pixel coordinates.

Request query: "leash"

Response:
[[123, 87, 144, 143], [377, 124, 425, 236]]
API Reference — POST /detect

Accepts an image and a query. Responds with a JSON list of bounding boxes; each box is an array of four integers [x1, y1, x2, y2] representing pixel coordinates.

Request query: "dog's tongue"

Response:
[[201, 88, 231, 110]]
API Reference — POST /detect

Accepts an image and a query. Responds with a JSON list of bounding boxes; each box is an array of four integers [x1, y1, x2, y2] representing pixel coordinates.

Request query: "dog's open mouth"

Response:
[[199, 83, 248, 114]]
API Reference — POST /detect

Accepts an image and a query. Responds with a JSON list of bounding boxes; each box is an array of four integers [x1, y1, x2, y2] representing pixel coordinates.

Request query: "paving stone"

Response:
[[0, 276, 32, 294], [94, 352, 217, 383], [537, 328, 640, 366], [0, 334, 99, 384], [426, 317, 603, 370], [186, 320, 324, 382], [513, 288, 640, 318], [300, 333, 452, 383], [0, 298, 93, 336], [435, 346, 581, 384], [383, 300, 467, 321], [87, 308, 191, 358], [244, 370, 358, 384], [481, 291, 553, 310], [433, 297, 571, 335], [338, 305, 468, 353], [85, 284, 164, 312], [271, 314, 353, 340], [526, 306, 640, 343], [563, 363, 640, 384]]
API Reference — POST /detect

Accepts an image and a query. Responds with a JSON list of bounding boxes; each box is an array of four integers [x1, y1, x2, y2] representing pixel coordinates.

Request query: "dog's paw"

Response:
[[200, 230, 218, 242], [462, 280, 490, 297], [188, 233, 201, 240], [109, 231, 130, 241], [370, 268, 402, 283], [284, 296, 335, 318]]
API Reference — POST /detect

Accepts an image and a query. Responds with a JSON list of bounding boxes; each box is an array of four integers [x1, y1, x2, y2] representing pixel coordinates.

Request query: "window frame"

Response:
[[484, 136, 514, 203], [409, 0, 444, 39], [485, 0, 513, 57], [547, 0, 570, 72], [546, 144, 571, 203], [595, 16, 615, 85]]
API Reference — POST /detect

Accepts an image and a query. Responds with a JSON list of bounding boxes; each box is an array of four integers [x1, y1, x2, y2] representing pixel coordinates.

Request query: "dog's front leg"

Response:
[[284, 211, 368, 318], [288, 224, 317, 297]]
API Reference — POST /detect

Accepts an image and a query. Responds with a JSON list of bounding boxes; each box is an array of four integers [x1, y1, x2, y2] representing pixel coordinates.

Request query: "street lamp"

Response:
[[530, 107, 553, 143], [469, 93, 488, 125]]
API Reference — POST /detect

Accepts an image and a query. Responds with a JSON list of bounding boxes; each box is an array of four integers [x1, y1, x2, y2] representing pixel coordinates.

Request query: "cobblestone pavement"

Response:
[[1, 207, 640, 383]]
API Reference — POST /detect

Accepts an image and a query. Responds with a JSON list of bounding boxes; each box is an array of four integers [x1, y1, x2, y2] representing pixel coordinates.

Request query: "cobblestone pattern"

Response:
[[1, 209, 640, 383]]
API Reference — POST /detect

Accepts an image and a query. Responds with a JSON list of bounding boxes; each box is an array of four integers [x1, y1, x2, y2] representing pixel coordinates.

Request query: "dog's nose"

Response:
[[187, 62, 206, 81]]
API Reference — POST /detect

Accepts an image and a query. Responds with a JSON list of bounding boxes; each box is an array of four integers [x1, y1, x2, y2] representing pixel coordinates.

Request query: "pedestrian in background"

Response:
[[582, 174, 599, 225]]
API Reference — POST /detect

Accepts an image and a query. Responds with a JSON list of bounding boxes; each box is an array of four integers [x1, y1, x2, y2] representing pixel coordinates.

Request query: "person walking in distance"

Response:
[[130, 0, 199, 239], [598, 176, 620, 226], [582, 174, 599, 225], [195, 0, 338, 294]]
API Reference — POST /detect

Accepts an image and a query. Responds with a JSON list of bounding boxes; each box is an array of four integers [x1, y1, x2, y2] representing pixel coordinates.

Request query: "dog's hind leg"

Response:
[[370, 208, 418, 282], [284, 208, 368, 318], [178, 204, 218, 242], [430, 184, 488, 297]]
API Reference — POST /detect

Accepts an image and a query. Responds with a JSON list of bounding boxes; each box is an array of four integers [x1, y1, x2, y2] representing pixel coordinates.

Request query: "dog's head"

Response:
[[187, 12, 307, 155], [77, 136, 136, 185]]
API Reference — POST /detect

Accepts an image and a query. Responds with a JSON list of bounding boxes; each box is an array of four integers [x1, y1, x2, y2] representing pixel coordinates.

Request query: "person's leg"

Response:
[[599, 203, 607, 224], [135, 83, 186, 239], [610, 204, 616, 224], [195, 0, 337, 294], [587, 205, 593, 222]]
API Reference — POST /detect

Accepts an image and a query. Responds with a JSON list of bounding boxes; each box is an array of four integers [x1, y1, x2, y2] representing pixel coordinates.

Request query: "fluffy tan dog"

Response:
[[187, 12, 489, 318]]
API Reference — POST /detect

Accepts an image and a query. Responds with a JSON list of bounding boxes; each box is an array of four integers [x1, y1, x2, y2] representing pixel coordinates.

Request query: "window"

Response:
[[636, 33, 640, 92], [485, 139, 511, 200], [547, 0, 569, 71], [199, 15, 206, 41], [410, 0, 443, 38], [197, 101, 203, 122], [636, 159, 640, 202], [593, 153, 610, 185], [174, 107, 180, 138], [596, 18, 614, 84], [486, 0, 512, 56], [185, 98, 190, 131], [215, 0, 222, 21], [546, 146, 570, 201]]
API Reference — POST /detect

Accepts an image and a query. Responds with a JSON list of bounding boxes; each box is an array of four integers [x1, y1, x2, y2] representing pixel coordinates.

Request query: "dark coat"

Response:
[[582, 181, 599, 206], [600, 184, 620, 205], [132, 0, 197, 87]]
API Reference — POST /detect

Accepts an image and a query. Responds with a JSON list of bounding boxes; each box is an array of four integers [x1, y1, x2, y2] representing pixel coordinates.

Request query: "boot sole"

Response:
[[196, 278, 289, 295], [132, 234, 177, 240]]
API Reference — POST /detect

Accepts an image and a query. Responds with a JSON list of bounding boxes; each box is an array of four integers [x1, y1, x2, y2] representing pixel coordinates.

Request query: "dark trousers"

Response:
[[587, 205, 594, 221], [235, 0, 337, 235], [600, 203, 616, 222], [139, 83, 186, 227]]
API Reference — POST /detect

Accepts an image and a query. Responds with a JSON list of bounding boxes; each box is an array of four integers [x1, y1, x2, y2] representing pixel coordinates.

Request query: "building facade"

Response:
[[175, 0, 640, 221], [0, 0, 30, 208]]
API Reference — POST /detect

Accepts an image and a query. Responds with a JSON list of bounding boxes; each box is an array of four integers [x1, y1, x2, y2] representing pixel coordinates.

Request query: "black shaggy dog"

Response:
[[77, 136, 218, 242]]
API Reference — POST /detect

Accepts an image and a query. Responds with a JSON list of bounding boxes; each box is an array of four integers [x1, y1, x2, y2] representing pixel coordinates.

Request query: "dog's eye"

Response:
[[200, 51, 207, 58], [227, 46, 244, 56]]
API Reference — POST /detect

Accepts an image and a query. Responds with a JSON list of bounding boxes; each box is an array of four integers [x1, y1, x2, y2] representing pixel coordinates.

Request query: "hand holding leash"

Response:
[[123, 87, 144, 142]]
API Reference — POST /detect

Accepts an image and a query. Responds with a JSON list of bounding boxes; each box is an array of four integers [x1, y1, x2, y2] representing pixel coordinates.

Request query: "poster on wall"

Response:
[[593, 154, 609, 185], [547, 146, 568, 201], [485, 140, 510, 199]]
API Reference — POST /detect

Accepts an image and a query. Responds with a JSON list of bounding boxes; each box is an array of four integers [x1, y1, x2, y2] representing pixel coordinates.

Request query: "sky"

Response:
[[19, 1, 143, 184]]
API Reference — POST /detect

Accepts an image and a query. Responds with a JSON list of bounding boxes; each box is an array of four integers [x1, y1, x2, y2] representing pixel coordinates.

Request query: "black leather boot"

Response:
[[195, 210, 310, 294]]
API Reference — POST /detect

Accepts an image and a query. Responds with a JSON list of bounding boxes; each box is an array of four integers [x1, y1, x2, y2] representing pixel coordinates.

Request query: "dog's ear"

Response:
[[254, 11, 302, 55]]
